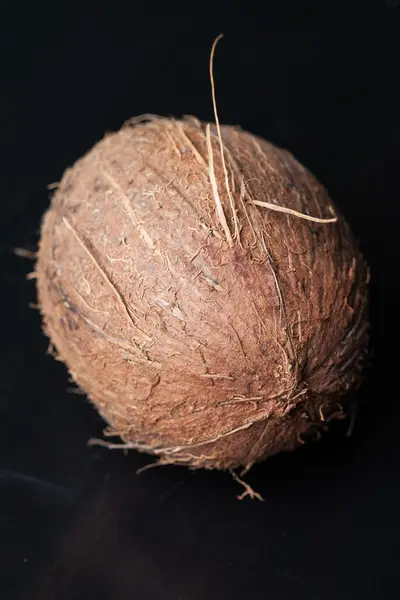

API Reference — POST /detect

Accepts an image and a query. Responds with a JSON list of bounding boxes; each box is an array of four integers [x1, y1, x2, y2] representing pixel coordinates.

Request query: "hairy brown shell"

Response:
[[36, 117, 369, 471]]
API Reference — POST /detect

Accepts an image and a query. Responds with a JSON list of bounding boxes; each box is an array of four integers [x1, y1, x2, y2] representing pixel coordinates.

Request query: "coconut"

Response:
[[35, 114, 369, 472]]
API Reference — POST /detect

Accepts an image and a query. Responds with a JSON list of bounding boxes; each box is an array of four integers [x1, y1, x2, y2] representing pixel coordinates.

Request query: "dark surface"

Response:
[[1, 6, 400, 600]]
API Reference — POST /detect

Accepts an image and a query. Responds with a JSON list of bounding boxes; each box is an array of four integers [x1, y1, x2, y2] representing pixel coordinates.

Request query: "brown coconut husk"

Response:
[[35, 107, 369, 472]]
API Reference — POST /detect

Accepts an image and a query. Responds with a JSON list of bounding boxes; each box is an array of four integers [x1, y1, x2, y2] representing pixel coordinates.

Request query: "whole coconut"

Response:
[[36, 116, 369, 471]]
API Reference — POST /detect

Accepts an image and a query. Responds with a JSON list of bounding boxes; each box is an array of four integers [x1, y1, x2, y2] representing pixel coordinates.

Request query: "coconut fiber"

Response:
[[36, 116, 369, 471]]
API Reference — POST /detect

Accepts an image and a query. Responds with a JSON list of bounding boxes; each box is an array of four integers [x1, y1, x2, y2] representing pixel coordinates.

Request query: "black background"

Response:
[[1, 3, 400, 599]]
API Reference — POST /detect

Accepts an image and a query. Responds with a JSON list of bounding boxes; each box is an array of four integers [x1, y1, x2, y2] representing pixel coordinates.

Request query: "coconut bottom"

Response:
[[88, 392, 348, 472]]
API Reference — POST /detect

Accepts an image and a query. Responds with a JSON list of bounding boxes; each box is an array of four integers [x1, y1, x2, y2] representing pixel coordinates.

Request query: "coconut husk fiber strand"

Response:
[[35, 113, 369, 472]]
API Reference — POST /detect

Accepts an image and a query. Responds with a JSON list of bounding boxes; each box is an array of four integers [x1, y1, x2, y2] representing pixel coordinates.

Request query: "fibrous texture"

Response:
[[36, 116, 369, 470]]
